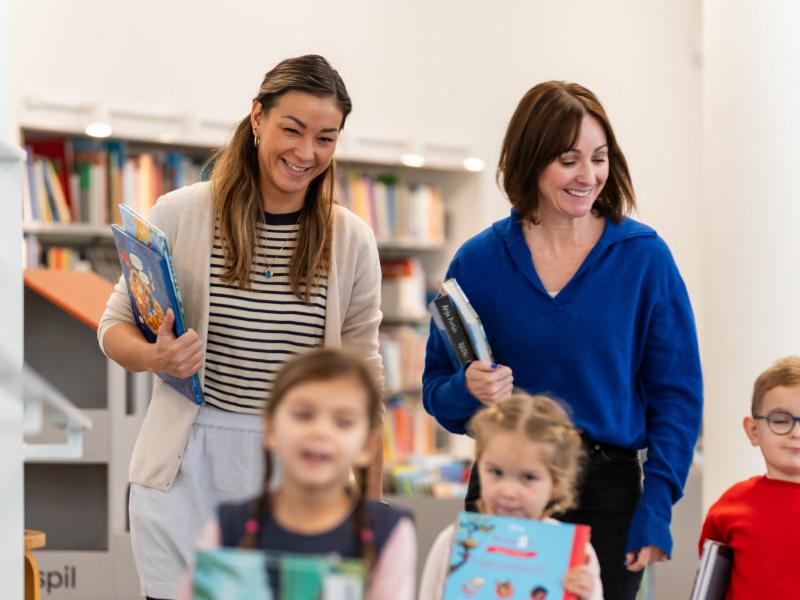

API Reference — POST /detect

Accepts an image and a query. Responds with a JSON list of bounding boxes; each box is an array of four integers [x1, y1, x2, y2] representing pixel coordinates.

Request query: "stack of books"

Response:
[[429, 278, 493, 367], [111, 203, 204, 405]]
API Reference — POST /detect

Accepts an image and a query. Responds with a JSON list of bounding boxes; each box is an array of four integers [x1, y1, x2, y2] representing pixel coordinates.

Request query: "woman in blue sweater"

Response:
[[422, 81, 702, 599]]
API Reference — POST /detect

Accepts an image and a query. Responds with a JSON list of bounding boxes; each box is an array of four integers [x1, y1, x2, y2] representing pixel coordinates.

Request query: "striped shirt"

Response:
[[203, 209, 327, 413]]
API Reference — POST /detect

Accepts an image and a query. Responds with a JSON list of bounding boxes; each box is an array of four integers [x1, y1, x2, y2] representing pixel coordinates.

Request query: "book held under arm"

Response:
[[690, 540, 732, 600], [111, 203, 204, 405]]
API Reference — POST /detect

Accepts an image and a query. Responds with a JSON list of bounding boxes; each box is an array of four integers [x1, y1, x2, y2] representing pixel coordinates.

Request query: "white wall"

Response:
[[9, 0, 702, 309], [702, 0, 800, 510]]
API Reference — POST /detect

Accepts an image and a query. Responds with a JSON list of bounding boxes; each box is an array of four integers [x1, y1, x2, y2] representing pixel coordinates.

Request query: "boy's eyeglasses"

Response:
[[753, 411, 800, 435]]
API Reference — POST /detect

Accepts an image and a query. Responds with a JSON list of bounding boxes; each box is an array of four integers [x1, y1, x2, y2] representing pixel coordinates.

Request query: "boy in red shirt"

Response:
[[699, 356, 800, 598]]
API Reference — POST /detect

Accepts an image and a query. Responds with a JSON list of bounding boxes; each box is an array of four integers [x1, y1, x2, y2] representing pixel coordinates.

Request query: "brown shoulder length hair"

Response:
[[497, 81, 635, 224], [210, 54, 352, 301]]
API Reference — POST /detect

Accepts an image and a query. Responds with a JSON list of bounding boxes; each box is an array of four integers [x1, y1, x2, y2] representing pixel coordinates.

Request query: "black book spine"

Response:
[[434, 295, 477, 364]]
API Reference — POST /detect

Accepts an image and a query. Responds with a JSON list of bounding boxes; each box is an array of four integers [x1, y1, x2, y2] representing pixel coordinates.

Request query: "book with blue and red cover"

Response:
[[443, 511, 590, 600], [111, 203, 204, 405]]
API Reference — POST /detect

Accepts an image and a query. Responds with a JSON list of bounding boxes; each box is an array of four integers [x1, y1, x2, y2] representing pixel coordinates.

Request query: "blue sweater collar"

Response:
[[492, 208, 656, 297], [494, 208, 656, 246]]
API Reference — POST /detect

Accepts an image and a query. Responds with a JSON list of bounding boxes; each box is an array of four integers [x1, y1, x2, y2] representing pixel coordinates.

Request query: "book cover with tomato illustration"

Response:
[[443, 512, 590, 600]]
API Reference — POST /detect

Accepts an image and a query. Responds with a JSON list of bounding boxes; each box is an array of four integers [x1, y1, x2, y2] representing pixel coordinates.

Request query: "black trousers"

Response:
[[465, 438, 644, 600]]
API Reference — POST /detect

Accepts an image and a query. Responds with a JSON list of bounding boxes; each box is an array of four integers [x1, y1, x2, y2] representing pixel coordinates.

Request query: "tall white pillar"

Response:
[[702, 1, 800, 509], [0, 0, 24, 597]]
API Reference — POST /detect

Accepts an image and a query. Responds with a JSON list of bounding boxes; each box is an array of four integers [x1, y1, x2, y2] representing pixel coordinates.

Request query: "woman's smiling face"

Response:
[[251, 90, 343, 209]]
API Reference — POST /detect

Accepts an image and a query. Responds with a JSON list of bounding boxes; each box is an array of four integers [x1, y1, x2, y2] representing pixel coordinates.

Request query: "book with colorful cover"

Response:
[[443, 512, 590, 600], [193, 548, 365, 600], [111, 204, 203, 405]]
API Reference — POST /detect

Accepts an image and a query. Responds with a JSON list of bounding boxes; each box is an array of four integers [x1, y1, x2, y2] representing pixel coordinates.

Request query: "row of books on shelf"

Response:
[[382, 394, 436, 465], [379, 325, 426, 395], [385, 455, 470, 498], [23, 237, 121, 282], [380, 257, 428, 321], [337, 172, 445, 244], [21, 136, 206, 226]]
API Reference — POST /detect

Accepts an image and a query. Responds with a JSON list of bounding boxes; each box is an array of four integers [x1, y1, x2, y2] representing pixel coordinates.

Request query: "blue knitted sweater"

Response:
[[422, 209, 703, 555]]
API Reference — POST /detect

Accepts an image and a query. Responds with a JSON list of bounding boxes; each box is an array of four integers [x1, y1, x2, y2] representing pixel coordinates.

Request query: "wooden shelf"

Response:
[[24, 269, 114, 330]]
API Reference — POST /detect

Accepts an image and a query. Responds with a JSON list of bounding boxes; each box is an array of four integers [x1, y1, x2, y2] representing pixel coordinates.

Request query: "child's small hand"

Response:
[[562, 565, 594, 599]]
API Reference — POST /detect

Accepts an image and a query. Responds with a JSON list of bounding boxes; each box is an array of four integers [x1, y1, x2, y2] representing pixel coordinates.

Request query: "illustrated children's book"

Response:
[[111, 203, 204, 405], [443, 512, 590, 600], [193, 548, 365, 600]]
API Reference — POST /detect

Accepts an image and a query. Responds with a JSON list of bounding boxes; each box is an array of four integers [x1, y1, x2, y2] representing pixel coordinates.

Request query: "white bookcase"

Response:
[[23, 270, 149, 599]]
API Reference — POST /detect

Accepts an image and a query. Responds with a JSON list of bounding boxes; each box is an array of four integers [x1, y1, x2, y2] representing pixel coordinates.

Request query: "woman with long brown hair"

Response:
[[423, 81, 702, 599], [98, 55, 383, 600]]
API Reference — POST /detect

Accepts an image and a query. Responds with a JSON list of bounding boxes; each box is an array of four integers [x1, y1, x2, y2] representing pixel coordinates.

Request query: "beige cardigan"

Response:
[[98, 182, 383, 491]]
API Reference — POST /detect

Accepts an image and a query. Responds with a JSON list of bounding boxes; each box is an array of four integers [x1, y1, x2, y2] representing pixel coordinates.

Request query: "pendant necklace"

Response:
[[261, 208, 302, 280]]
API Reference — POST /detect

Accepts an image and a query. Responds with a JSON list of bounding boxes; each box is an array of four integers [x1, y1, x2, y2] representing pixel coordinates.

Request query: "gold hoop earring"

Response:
[[253, 130, 260, 148]]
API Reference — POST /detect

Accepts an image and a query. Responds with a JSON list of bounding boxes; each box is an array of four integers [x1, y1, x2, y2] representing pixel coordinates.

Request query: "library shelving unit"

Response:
[[23, 269, 151, 600], [20, 124, 481, 594]]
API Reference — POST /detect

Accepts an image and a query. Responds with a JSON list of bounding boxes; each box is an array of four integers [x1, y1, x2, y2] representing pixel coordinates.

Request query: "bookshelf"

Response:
[[23, 269, 149, 599], [19, 127, 478, 475], [19, 125, 480, 596]]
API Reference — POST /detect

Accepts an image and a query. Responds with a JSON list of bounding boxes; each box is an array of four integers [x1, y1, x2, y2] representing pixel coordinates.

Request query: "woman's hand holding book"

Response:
[[151, 309, 203, 378], [465, 360, 513, 405]]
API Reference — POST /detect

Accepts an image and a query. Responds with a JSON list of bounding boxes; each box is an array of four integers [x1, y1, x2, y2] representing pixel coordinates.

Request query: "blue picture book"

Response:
[[111, 204, 204, 405], [444, 512, 590, 600], [193, 548, 365, 600]]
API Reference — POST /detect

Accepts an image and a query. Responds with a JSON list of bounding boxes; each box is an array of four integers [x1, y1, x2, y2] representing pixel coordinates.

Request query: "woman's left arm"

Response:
[[340, 221, 383, 377], [340, 223, 384, 495], [627, 258, 703, 564]]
